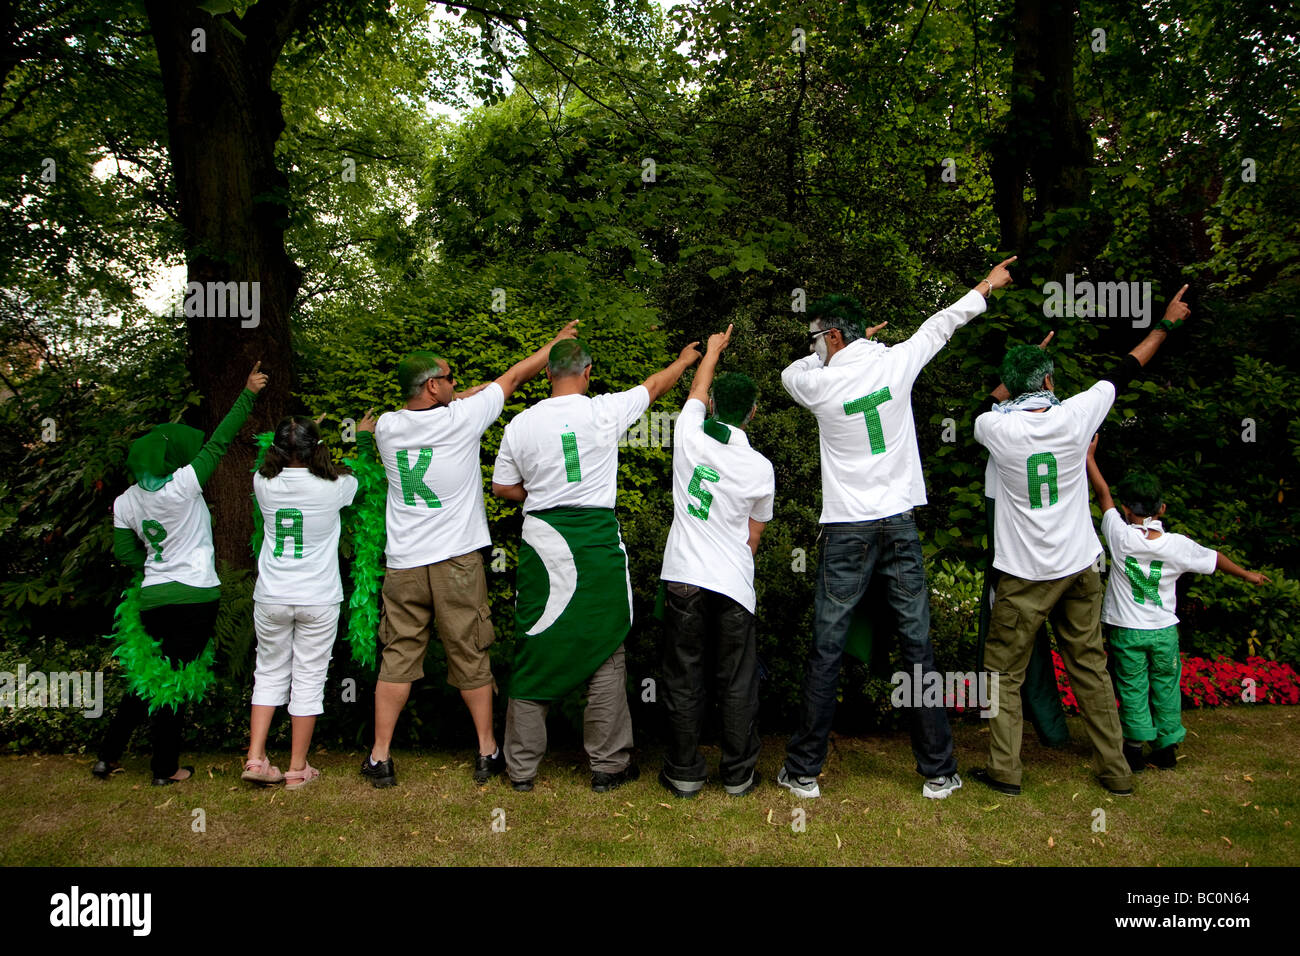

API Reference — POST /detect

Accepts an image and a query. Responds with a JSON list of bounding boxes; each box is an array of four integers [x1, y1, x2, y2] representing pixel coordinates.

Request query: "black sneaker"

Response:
[[91, 760, 119, 780], [725, 774, 760, 797], [1148, 744, 1178, 769], [474, 749, 505, 785], [511, 778, 534, 792], [592, 762, 640, 793], [658, 769, 702, 799], [151, 765, 194, 787], [360, 755, 396, 788], [1123, 742, 1146, 773], [971, 767, 1021, 796]]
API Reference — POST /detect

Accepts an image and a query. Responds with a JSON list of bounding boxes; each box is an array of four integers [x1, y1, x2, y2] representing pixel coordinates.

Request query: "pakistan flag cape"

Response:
[[510, 507, 632, 701]]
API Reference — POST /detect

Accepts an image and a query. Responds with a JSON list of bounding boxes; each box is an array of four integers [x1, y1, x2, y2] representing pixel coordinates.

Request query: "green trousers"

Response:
[[1108, 624, 1185, 750], [983, 567, 1132, 791]]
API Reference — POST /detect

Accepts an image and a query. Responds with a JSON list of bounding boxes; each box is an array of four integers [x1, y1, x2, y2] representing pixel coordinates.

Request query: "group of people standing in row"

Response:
[[92, 256, 1266, 801]]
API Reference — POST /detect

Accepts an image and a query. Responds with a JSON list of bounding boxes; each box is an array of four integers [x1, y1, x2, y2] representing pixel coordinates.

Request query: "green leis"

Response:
[[249, 429, 384, 668], [107, 573, 218, 713]]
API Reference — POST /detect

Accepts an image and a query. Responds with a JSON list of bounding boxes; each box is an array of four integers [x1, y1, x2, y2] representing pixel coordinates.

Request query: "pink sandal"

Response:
[[284, 763, 320, 790], [241, 756, 285, 786]]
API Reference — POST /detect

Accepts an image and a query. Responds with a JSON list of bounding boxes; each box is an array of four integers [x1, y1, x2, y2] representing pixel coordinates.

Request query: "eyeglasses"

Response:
[[807, 329, 833, 347]]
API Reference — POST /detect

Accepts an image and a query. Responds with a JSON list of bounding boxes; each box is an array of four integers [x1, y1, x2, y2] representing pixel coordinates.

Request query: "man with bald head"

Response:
[[362, 321, 577, 789], [492, 336, 701, 792]]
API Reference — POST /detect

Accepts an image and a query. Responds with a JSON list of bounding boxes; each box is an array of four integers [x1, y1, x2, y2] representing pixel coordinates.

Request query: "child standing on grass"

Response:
[[241, 412, 373, 789], [1086, 435, 1268, 772]]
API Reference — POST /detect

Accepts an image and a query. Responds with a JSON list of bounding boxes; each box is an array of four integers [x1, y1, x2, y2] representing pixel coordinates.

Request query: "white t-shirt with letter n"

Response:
[[375, 382, 505, 570], [253, 469, 360, 605], [974, 380, 1115, 581], [781, 289, 987, 522], [113, 464, 221, 589], [493, 386, 651, 513], [659, 399, 776, 614], [1099, 508, 1218, 629]]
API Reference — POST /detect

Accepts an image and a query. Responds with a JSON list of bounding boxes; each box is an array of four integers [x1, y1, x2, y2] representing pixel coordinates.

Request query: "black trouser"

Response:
[[98, 600, 219, 779], [661, 582, 760, 787]]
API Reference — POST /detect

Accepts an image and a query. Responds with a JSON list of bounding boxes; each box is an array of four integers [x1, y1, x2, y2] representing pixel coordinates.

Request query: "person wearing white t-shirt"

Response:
[[658, 325, 775, 799], [777, 258, 1017, 802], [491, 337, 701, 792], [94, 362, 267, 786], [241, 415, 364, 790], [1087, 437, 1267, 773], [361, 321, 580, 790], [972, 285, 1191, 798]]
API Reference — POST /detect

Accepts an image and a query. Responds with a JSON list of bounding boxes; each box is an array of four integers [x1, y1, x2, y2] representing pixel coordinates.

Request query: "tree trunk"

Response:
[[990, 0, 1093, 280], [145, 0, 317, 570]]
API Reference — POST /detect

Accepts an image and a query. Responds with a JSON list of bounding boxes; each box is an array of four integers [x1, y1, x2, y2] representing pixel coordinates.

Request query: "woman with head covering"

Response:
[[91, 362, 267, 786]]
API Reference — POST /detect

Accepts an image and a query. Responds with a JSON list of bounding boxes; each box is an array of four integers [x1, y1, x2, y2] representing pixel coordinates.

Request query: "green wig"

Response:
[[548, 338, 593, 378], [808, 294, 867, 343], [397, 350, 445, 399], [1114, 472, 1164, 517], [1000, 344, 1054, 396], [710, 372, 757, 426]]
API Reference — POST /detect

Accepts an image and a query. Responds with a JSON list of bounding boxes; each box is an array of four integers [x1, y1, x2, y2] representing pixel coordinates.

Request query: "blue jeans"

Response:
[[784, 513, 957, 779]]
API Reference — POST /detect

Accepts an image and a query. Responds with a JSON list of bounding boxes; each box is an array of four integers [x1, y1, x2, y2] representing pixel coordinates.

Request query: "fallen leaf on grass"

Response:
[[1071, 792, 1079, 801], [612, 811, 626, 817], [153, 796, 173, 809], [1048, 836, 1055, 848], [1240, 800, 1252, 807], [1202, 808, 1212, 814], [994, 859, 1015, 865], [1243, 773, 1254, 782], [619, 834, 632, 842], [1222, 836, 1233, 846], [982, 804, 1001, 812], [835, 833, 842, 849], [766, 809, 774, 824], [657, 803, 671, 809]]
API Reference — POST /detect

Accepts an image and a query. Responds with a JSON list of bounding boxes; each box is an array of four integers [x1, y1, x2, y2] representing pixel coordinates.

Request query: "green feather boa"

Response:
[[249, 430, 384, 668], [107, 573, 218, 713]]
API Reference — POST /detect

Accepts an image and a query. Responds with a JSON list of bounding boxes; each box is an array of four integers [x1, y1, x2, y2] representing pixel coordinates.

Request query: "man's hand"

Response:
[[358, 408, 378, 434], [454, 383, 490, 401], [1245, 570, 1271, 586], [552, 319, 581, 343], [706, 325, 733, 356], [1039, 330, 1055, 349], [865, 320, 888, 338], [985, 256, 1017, 291], [1163, 284, 1190, 325], [246, 361, 268, 394], [679, 341, 702, 366]]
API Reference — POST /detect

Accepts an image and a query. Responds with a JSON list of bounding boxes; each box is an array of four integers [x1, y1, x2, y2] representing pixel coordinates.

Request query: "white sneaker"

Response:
[[922, 772, 962, 799], [777, 766, 821, 799]]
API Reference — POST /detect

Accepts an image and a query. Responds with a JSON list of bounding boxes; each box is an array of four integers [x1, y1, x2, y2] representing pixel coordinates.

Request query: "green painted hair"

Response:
[[710, 372, 757, 426], [808, 294, 866, 343], [397, 350, 445, 399], [1114, 472, 1164, 517], [548, 338, 593, 378], [1000, 344, 1054, 396]]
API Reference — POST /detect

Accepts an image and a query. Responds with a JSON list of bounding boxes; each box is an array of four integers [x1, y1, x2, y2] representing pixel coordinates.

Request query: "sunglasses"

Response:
[[429, 369, 457, 387], [807, 329, 834, 347]]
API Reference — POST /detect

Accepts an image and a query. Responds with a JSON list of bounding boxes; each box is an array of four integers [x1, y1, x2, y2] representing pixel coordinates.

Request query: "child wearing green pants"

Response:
[[1086, 437, 1268, 771]]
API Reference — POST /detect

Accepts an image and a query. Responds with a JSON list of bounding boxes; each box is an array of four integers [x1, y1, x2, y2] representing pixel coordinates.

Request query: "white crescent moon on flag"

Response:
[[521, 514, 578, 636]]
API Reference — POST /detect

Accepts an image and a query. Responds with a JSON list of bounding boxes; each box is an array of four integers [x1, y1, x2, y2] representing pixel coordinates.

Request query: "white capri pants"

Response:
[[251, 603, 340, 717]]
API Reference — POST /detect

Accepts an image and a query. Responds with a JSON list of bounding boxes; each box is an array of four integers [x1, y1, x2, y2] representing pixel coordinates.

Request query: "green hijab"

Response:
[[126, 424, 204, 491]]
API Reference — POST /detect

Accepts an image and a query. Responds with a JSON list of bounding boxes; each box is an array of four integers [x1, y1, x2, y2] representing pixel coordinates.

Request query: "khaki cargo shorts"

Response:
[[378, 549, 495, 689]]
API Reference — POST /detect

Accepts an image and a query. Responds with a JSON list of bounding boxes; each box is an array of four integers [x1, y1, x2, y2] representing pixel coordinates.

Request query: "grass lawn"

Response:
[[2, 706, 1296, 866]]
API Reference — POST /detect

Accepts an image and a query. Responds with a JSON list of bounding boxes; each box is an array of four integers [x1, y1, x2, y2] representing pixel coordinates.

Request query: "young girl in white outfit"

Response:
[[242, 415, 366, 788]]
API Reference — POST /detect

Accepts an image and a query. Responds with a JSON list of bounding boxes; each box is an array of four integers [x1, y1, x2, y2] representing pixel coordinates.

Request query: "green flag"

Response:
[[510, 507, 631, 701]]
